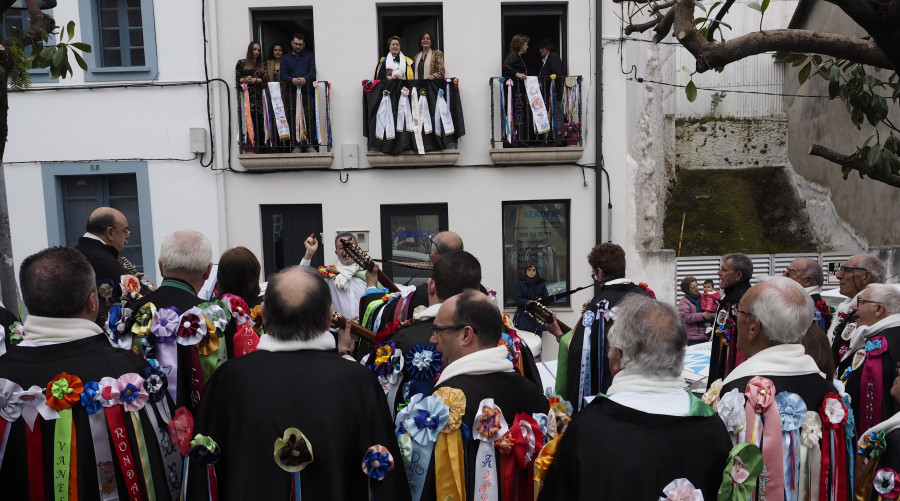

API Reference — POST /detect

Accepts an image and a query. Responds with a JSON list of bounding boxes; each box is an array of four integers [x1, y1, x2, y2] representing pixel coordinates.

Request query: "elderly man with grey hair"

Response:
[[189, 266, 410, 500], [836, 283, 900, 436], [539, 294, 731, 500], [719, 276, 854, 497], [830, 253, 886, 363], [125, 230, 213, 410], [784, 257, 832, 331], [709, 253, 754, 386]]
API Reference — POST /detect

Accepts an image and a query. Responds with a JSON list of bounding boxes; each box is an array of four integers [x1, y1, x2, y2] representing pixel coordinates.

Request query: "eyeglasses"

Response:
[[857, 298, 883, 308], [732, 305, 754, 318], [430, 324, 470, 337], [838, 265, 869, 274], [110, 226, 130, 235], [782, 268, 798, 277]]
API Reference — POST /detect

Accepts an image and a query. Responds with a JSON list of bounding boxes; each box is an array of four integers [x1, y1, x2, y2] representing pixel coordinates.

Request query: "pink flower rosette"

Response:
[[744, 376, 775, 412], [11, 385, 59, 427], [875, 468, 900, 499], [176, 306, 208, 346], [151, 307, 182, 343], [168, 407, 195, 456], [658, 478, 703, 501], [103, 373, 148, 412]]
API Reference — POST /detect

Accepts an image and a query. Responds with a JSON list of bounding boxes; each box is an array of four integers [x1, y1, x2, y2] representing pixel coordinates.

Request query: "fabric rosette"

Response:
[[151, 307, 182, 343], [79, 381, 103, 415], [189, 434, 220, 465], [221, 293, 254, 326], [860, 430, 888, 458], [875, 468, 900, 499], [0, 378, 24, 421], [501, 413, 545, 501], [472, 399, 509, 499], [403, 395, 450, 501], [718, 442, 763, 501], [168, 407, 195, 456], [106, 304, 122, 338], [395, 393, 424, 430], [545, 389, 573, 417], [498, 332, 516, 362], [703, 379, 724, 410], [11, 385, 59, 428], [405, 395, 450, 445], [776, 392, 806, 498], [818, 393, 849, 500], [274, 427, 314, 473], [131, 302, 157, 337], [362, 445, 394, 480], [658, 478, 703, 501], [197, 316, 220, 356], [433, 387, 466, 434], [742, 377, 784, 500], [405, 344, 442, 380], [8, 320, 24, 345], [140, 359, 169, 403], [201, 301, 231, 334], [370, 340, 398, 376], [102, 373, 148, 412], [717, 388, 746, 443], [121, 274, 141, 299], [45, 372, 84, 411], [176, 307, 208, 346]]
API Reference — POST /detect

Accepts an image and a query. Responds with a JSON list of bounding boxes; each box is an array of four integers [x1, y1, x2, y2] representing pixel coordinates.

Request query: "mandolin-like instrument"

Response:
[[118, 256, 156, 292], [339, 238, 401, 293], [525, 300, 572, 333], [331, 312, 376, 342]]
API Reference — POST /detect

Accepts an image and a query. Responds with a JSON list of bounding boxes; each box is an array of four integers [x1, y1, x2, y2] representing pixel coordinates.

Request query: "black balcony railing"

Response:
[[236, 81, 332, 154], [362, 78, 465, 155], [490, 75, 583, 148]]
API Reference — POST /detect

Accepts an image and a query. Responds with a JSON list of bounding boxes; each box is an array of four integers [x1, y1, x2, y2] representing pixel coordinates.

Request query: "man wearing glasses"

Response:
[[836, 283, 900, 436], [829, 254, 886, 363], [707, 253, 753, 386], [73, 207, 133, 326]]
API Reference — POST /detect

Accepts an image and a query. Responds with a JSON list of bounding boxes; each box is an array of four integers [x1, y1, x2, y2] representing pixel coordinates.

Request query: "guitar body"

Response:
[[525, 300, 572, 333]]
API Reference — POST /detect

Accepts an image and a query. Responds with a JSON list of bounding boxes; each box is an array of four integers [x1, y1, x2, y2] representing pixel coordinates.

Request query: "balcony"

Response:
[[361, 78, 463, 167], [236, 81, 335, 171], [489, 75, 584, 166]]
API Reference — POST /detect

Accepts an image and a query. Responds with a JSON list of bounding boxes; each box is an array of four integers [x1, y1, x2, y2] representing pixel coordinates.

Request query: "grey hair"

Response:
[[858, 254, 886, 284], [865, 284, 900, 315], [750, 276, 814, 344], [159, 230, 212, 279], [798, 259, 824, 287], [724, 253, 753, 282], [607, 294, 686, 378]]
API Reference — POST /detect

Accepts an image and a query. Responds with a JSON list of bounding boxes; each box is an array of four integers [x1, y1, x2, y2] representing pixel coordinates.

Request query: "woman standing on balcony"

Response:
[[265, 42, 284, 83], [502, 34, 530, 146], [236, 41, 268, 153], [375, 36, 414, 80], [412, 32, 444, 80]]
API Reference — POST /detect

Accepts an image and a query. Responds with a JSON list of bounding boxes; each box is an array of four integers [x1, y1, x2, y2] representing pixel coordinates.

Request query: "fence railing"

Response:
[[673, 252, 857, 301], [236, 81, 332, 154], [490, 75, 582, 148]]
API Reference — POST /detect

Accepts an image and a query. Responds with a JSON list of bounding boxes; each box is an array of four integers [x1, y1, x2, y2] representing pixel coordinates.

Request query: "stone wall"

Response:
[[674, 117, 789, 170]]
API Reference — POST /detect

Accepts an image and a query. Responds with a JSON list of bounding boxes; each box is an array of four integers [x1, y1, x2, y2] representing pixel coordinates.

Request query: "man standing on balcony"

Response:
[[281, 33, 317, 153], [538, 39, 564, 146]]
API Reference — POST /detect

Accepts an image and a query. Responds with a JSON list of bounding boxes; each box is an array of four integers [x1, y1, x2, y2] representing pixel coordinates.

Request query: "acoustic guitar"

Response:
[[338, 238, 401, 293]]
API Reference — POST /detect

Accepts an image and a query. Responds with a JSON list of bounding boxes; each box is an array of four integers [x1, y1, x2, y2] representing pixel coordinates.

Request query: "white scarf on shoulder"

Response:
[[606, 366, 690, 416], [256, 330, 335, 352], [384, 52, 408, 77], [827, 293, 859, 344], [845, 313, 900, 361], [18, 315, 104, 347], [436, 346, 515, 385], [333, 262, 361, 291], [723, 344, 823, 384]]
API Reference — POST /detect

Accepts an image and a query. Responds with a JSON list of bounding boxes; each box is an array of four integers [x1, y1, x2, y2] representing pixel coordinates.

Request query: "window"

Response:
[[42, 161, 155, 274], [252, 8, 315, 60], [380, 204, 448, 287], [501, 4, 567, 76], [78, 0, 158, 81], [1, 7, 53, 81], [260, 204, 323, 277], [502, 200, 570, 308], [377, 5, 443, 62]]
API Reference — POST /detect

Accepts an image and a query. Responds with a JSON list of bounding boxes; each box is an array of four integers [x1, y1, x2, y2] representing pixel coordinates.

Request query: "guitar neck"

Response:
[[349, 322, 377, 342]]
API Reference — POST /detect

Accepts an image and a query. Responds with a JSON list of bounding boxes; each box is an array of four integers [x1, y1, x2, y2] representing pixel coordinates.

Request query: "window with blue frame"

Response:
[[78, 0, 157, 81], [1, 8, 52, 79]]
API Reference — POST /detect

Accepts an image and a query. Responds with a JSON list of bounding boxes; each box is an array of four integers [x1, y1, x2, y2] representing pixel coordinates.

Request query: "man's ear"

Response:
[[158, 259, 164, 277], [734, 271, 743, 283], [84, 289, 100, 321], [203, 262, 213, 281], [428, 278, 436, 297]]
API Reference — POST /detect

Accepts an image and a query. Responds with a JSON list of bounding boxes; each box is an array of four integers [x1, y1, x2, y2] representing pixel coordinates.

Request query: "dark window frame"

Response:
[[500, 3, 568, 76], [379, 203, 448, 286], [259, 204, 324, 278], [501, 199, 571, 309], [376, 4, 444, 62]]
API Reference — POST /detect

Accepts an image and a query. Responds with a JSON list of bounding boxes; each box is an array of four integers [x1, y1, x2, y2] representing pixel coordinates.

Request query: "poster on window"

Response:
[[502, 201, 570, 308]]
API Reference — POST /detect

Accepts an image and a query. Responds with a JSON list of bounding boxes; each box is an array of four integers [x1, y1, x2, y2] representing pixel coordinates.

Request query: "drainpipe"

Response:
[[595, 1, 604, 245], [206, 0, 228, 253]]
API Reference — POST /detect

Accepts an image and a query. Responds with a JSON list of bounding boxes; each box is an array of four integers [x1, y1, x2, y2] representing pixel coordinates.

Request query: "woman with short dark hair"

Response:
[[678, 275, 712, 345], [513, 262, 549, 334]]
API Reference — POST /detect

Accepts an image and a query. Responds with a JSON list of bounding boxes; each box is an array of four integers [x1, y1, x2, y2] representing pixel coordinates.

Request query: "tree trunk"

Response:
[[0, 32, 20, 312]]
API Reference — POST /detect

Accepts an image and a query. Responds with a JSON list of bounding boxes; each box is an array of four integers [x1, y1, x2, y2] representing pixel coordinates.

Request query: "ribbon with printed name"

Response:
[[472, 398, 508, 501], [402, 394, 449, 501], [45, 373, 84, 501]]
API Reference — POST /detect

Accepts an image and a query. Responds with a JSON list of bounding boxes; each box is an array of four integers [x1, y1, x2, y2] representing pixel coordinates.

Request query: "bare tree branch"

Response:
[[650, 0, 676, 15], [809, 144, 900, 188], [653, 7, 676, 43], [706, 0, 736, 42], [625, 15, 663, 36]]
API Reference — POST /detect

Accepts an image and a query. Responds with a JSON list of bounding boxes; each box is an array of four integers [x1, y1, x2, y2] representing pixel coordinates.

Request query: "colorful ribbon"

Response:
[[402, 395, 449, 501], [433, 388, 466, 501], [742, 376, 784, 501], [241, 83, 254, 146], [819, 393, 848, 501], [861, 336, 888, 434]]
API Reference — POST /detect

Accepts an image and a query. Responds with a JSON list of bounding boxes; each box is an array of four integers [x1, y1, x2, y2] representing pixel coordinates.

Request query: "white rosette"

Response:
[[717, 388, 746, 445], [472, 398, 509, 501]]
